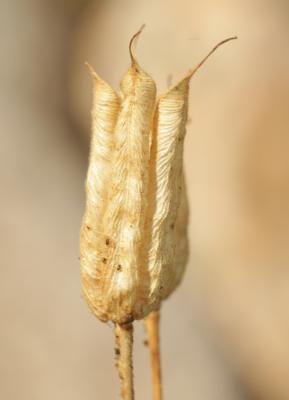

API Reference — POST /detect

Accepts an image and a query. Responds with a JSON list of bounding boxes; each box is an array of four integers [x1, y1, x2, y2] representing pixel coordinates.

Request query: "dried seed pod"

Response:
[[80, 31, 237, 400], [146, 76, 191, 309], [80, 31, 156, 324], [80, 66, 120, 317], [80, 33, 237, 325]]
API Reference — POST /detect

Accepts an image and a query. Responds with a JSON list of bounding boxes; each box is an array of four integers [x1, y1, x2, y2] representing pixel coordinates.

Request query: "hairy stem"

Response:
[[145, 310, 162, 400], [115, 323, 134, 400]]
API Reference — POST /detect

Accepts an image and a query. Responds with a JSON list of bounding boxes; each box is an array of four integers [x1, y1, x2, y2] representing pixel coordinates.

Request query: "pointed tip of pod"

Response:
[[129, 24, 146, 66], [84, 61, 102, 82], [120, 25, 157, 97], [85, 61, 118, 95], [186, 35, 238, 80], [161, 35, 238, 97], [84, 61, 96, 77]]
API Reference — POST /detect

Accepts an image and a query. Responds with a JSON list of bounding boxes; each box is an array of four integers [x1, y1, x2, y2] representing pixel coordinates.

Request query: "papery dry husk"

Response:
[[80, 36, 236, 324], [80, 58, 190, 323]]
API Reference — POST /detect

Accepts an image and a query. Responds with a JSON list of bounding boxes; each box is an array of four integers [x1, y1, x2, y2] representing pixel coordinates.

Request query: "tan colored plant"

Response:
[[80, 27, 236, 400]]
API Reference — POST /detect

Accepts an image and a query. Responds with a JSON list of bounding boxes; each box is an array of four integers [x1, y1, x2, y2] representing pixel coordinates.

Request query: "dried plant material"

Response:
[[80, 65, 121, 319], [80, 28, 156, 324], [171, 174, 190, 291], [145, 311, 162, 400], [115, 323, 134, 400], [80, 34, 237, 323], [79, 27, 237, 399], [145, 77, 191, 309]]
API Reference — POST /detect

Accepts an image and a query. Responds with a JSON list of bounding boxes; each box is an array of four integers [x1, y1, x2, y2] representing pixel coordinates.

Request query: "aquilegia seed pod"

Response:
[[80, 30, 237, 324]]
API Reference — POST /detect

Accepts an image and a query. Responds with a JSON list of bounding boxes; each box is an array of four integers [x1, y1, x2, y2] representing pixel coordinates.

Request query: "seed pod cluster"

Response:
[[80, 31, 236, 325]]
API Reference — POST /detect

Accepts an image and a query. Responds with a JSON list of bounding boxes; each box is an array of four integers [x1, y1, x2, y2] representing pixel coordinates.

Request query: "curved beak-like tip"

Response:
[[129, 24, 146, 66], [187, 35, 238, 80]]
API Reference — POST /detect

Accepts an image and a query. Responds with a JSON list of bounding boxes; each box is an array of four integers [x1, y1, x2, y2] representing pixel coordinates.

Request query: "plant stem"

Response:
[[115, 322, 134, 400], [145, 310, 162, 400]]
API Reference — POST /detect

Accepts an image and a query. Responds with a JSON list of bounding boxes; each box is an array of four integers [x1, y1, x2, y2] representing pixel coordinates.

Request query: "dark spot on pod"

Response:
[[105, 238, 110, 245], [170, 223, 175, 229], [160, 286, 164, 290], [143, 340, 149, 347], [102, 257, 107, 264], [115, 347, 120, 356], [117, 264, 122, 271], [86, 225, 91, 230]]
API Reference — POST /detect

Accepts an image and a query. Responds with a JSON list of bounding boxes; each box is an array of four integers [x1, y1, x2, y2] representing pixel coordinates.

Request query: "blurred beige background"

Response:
[[1, 0, 289, 399]]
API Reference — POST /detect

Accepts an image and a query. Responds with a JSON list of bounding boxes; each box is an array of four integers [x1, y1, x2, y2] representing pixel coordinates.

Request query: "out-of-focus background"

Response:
[[1, 0, 289, 399]]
